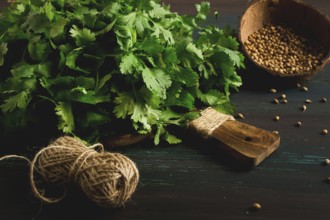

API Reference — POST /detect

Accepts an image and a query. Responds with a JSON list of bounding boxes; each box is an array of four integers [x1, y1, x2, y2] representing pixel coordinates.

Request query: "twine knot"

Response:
[[30, 136, 139, 208]]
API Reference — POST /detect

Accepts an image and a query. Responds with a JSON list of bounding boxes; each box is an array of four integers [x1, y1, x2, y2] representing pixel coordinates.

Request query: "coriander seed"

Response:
[[324, 158, 330, 165], [295, 121, 302, 127], [301, 105, 307, 112], [251, 203, 262, 210], [236, 113, 245, 119], [325, 177, 330, 183], [305, 99, 312, 104], [281, 99, 288, 104], [320, 98, 327, 103], [302, 86, 308, 92], [280, 94, 286, 99], [270, 88, 277, 93], [272, 99, 279, 104], [272, 131, 279, 135], [321, 129, 328, 135], [274, 115, 280, 121]]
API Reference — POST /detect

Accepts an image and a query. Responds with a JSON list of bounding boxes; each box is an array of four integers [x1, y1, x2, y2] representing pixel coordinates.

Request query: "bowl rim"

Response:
[[238, 0, 330, 78]]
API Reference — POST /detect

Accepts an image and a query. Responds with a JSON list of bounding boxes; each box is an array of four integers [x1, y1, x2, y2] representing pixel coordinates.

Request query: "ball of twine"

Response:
[[30, 136, 139, 208]]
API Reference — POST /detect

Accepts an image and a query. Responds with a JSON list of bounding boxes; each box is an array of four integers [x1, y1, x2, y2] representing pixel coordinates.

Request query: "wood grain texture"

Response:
[[0, 0, 330, 219], [213, 120, 280, 166]]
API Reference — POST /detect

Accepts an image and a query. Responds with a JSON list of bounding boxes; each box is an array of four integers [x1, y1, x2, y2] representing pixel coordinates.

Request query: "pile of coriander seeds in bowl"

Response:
[[239, 0, 330, 80]]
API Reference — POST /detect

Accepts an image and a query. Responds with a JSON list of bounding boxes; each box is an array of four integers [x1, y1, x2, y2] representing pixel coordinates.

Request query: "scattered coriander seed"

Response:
[[300, 105, 307, 112], [274, 115, 280, 121], [236, 113, 245, 119], [305, 99, 312, 104], [323, 158, 330, 165], [325, 177, 330, 183], [270, 88, 277, 93], [295, 121, 302, 127], [251, 203, 262, 210], [296, 83, 301, 88], [281, 99, 288, 104], [272, 131, 279, 135], [320, 98, 327, 103], [301, 86, 308, 92], [321, 129, 328, 135], [280, 94, 286, 99], [272, 99, 279, 104]]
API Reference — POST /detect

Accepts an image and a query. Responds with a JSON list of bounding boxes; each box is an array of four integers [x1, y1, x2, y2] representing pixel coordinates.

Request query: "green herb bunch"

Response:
[[0, 0, 244, 146]]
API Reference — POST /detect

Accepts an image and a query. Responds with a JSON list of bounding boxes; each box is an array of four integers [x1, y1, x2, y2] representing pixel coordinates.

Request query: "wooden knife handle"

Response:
[[211, 120, 280, 166]]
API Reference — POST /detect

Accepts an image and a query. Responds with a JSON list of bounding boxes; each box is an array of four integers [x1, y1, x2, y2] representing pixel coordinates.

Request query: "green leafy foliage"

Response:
[[1, 91, 29, 112], [0, 0, 244, 146]]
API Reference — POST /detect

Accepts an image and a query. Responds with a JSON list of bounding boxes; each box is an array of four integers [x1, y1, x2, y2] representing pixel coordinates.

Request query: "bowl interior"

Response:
[[239, 0, 330, 77]]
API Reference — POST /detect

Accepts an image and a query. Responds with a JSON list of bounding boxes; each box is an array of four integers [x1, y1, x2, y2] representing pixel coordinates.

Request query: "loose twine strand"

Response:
[[0, 136, 139, 208]]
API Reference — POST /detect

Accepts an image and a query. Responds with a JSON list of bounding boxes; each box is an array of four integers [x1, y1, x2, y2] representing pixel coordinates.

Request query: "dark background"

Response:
[[163, 0, 329, 15]]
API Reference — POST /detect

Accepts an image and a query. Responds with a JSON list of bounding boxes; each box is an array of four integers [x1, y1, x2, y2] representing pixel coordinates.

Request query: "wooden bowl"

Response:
[[239, 0, 330, 80]]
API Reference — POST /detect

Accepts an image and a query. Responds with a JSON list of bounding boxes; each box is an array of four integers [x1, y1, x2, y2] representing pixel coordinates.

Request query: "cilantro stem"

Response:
[[37, 95, 57, 105]]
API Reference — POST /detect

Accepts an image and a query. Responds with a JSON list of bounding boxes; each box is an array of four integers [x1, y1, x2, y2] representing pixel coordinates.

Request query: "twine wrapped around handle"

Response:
[[188, 107, 235, 138], [0, 136, 139, 208]]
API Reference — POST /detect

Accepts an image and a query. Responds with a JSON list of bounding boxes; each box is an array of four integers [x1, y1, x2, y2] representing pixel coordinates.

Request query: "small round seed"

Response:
[[296, 83, 301, 88], [236, 113, 245, 119], [325, 177, 330, 183], [301, 86, 308, 92], [270, 88, 277, 93], [320, 98, 327, 103], [274, 115, 280, 121], [301, 105, 307, 112], [251, 203, 262, 210], [280, 94, 286, 99], [281, 99, 288, 104], [272, 99, 279, 104], [295, 121, 302, 127], [323, 158, 330, 165], [305, 99, 312, 104], [321, 129, 328, 135], [272, 131, 279, 135]]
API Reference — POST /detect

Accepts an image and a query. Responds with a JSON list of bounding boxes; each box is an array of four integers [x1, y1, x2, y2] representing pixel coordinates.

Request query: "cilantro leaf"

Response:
[[113, 92, 135, 119], [218, 45, 244, 68], [119, 52, 140, 74], [164, 132, 182, 144], [149, 1, 171, 19], [55, 102, 74, 133], [199, 90, 229, 106], [44, 2, 55, 21], [11, 63, 35, 78], [186, 42, 204, 61], [50, 16, 68, 38], [195, 2, 210, 23], [140, 37, 164, 55], [1, 91, 29, 112], [70, 25, 96, 47], [0, 43, 8, 66], [0, 0, 244, 146], [142, 68, 172, 99], [135, 13, 151, 34], [28, 37, 50, 61]]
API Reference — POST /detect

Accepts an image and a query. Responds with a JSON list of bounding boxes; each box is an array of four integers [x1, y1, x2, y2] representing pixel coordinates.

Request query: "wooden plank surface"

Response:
[[0, 0, 330, 219]]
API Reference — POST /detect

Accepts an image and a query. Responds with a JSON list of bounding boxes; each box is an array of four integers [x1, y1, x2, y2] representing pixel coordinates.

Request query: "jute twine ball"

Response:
[[30, 136, 139, 208]]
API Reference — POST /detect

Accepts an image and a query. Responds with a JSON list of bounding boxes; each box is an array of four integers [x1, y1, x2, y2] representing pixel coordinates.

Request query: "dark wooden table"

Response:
[[1, 1, 330, 219]]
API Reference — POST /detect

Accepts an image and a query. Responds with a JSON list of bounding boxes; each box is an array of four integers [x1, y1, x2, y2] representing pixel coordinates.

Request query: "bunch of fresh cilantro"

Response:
[[0, 0, 244, 146]]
